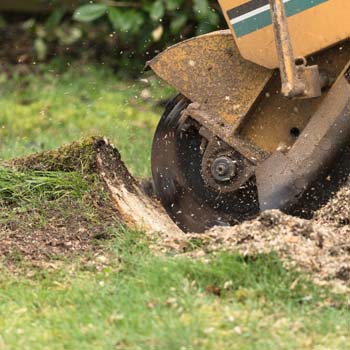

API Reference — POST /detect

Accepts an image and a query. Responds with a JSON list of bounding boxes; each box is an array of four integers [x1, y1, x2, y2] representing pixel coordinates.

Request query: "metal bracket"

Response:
[[269, 0, 323, 99], [256, 72, 350, 211]]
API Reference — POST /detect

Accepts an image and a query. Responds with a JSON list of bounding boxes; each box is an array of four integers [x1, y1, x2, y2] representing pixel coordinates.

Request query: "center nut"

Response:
[[211, 156, 237, 182]]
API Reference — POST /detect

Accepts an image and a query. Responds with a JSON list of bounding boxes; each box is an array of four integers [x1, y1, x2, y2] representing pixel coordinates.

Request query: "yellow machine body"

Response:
[[149, 0, 350, 155], [149, 0, 350, 231], [218, 0, 350, 68]]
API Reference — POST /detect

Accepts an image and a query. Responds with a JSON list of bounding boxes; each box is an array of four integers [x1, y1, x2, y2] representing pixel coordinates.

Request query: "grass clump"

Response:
[[11, 136, 102, 174], [0, 167, 89, 206]]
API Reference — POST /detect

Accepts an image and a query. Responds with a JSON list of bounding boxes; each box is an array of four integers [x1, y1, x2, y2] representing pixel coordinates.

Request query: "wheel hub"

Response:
[[211, 157, 237, 182], [152, 97, 260, 233]]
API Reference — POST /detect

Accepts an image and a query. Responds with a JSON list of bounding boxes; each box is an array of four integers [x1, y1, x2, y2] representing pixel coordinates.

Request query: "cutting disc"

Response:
[[151, 96, 259, 233]]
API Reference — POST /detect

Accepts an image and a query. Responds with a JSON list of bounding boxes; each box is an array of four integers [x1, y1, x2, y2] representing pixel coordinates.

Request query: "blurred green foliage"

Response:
[[73, 0, 221, 36], [2, 1, 225, 74], [70, 0, 224, 72]]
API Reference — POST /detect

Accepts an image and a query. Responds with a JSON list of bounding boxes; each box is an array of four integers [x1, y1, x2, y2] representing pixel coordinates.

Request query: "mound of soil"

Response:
[[0, 137, 180, 266], [11, 137, 180, 233]]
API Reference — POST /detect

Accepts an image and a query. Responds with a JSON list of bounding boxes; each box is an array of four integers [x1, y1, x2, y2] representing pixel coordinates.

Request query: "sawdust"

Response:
[[154, 189, 350, 290]]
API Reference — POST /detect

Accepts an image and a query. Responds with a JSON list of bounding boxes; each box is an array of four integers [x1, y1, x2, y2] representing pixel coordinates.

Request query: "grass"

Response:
[[0, 168, 89, 206], [0, 231, 349, 350], [0, 62, 172, 177], [0, 167, 96, 231], [0, 63, 349, 349]]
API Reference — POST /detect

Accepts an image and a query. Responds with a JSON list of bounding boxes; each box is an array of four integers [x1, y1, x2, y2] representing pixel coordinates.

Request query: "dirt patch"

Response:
[[1, 137, 116, 265], [0, 199, 116, 266]]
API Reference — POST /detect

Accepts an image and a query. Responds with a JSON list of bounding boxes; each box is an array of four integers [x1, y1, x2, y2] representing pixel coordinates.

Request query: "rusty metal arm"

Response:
[[269, 0, 322, 98], [256, 66, 350, 211]]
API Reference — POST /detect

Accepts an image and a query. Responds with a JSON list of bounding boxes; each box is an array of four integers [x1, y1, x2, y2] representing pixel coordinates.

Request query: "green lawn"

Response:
[[0, 63, 171, 177], [0, 64, 349, 350], [1, 232, 349, 350]]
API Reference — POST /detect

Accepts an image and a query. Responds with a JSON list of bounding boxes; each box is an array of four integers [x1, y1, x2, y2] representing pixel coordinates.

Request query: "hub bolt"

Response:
[[211, 157, 237, 182]]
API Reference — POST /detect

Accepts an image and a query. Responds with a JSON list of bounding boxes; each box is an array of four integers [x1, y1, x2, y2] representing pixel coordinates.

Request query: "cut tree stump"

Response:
[[95, 138, 184, 236], [11, 136, 184, 237]]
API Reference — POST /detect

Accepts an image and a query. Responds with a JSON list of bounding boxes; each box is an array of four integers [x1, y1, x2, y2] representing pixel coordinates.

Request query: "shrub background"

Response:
[[0, 1, 225, 75]]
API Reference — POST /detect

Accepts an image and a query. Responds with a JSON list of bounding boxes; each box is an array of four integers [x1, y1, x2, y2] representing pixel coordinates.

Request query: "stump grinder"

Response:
[[149, 0, 350, 232]]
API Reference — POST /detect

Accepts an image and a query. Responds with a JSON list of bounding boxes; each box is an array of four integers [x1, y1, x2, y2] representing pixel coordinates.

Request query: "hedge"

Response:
[[1, 1, 226, 74]]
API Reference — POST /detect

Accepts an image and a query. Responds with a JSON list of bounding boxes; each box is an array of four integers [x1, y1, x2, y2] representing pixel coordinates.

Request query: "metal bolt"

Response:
[[211, 157, 237, 182]]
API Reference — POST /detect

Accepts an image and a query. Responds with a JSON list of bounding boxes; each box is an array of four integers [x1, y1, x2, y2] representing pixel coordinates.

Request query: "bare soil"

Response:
[[0, 198, 116, 266]]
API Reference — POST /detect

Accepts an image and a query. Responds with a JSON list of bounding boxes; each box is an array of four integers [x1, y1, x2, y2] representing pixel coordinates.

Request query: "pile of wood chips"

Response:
[[155, 189, 350, 291]]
